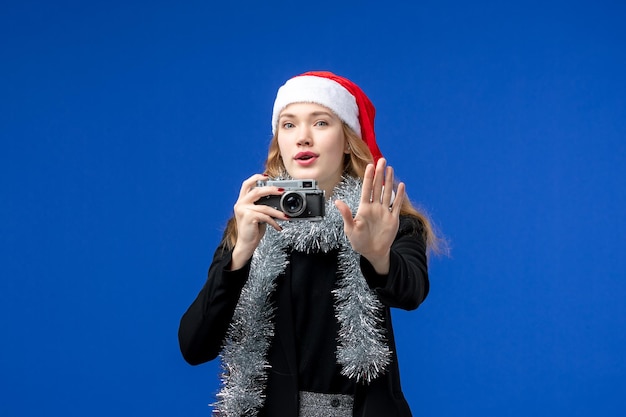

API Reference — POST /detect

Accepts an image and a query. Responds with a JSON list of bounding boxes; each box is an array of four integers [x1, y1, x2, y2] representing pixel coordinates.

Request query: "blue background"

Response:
[[2, 0, 625, 416]]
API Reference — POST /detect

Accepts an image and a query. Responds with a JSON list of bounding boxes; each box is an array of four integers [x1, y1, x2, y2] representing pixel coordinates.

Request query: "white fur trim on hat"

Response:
[[272, 75, 360, 137]]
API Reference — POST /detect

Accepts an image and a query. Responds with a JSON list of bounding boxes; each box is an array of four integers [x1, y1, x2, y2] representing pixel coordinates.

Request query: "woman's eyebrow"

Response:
[[279, 111, 334, 119], [310, 111, 334, 117]]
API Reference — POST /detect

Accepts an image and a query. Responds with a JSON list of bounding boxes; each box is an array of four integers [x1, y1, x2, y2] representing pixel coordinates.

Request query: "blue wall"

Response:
[[1, 1, 625, 415]]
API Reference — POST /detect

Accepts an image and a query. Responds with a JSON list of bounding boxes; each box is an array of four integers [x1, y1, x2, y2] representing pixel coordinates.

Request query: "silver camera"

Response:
[[255, 179, 325, 220]]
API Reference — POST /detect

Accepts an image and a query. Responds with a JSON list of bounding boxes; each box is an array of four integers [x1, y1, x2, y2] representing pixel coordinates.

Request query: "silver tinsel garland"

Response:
[[213, 176, 391, 416]]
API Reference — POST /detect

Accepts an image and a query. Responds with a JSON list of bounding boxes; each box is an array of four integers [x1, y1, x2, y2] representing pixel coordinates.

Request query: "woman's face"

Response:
[[277, 102, 349, 196]]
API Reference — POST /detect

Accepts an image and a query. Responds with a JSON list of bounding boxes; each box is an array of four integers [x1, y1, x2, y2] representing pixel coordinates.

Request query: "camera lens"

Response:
[[280, 192, 306, 217]]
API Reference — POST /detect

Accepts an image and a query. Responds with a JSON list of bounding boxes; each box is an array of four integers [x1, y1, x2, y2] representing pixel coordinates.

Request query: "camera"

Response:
[[255, 179, 325, 220]]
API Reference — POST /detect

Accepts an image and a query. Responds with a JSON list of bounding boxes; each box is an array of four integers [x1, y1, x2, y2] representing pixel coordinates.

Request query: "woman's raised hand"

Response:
[[335, 158, 406, 274], [230, 174, 288, 270]]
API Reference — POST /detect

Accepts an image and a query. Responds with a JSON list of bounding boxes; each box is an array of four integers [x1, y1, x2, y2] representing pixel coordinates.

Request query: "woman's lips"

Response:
[[294, 152, 318, 166]]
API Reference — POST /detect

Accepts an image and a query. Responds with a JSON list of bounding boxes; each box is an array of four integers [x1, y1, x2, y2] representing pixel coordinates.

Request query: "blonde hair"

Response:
[[222, 124, 443, 256]]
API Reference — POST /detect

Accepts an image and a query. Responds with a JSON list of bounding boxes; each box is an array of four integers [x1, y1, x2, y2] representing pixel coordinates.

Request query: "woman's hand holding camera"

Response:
[[230, 174, 288, 270]]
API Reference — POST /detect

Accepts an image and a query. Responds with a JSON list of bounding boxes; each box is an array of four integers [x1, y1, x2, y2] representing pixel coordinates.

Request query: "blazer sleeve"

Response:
[[178, 244, 251, 365], [360, 215, 430, 310]]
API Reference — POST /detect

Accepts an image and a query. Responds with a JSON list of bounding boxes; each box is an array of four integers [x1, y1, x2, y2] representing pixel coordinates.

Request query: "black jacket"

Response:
[[179, 216, 429, 416]]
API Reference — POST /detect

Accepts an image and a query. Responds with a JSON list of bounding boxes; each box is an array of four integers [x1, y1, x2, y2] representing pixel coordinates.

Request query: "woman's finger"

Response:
[[238, 173, 268, 199], [360, 163, 375, 204], [370, 158, 387, 204], [245, 186, 285, 205], [390, 182, 405, 216], [253, 212, 283, 232], [335, 199, 355, 235], [235, 201, 288, 222], [382, 165, 395, 208]]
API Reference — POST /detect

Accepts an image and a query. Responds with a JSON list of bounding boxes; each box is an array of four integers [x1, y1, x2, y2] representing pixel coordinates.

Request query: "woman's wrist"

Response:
[[230, 243, 254, 271], [363, 251, 391, 275]]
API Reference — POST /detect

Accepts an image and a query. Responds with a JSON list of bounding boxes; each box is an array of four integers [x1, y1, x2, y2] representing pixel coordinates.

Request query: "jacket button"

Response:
[[331, 398, 340, 407]]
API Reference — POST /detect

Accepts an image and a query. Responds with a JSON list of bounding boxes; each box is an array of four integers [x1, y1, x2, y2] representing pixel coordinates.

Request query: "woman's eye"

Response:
[[283, 122, 295, 129], [315, 120, 328, 126]]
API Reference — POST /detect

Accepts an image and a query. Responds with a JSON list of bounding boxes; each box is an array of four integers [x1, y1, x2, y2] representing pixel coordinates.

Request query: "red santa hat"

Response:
[[272, 71, 383, 163]]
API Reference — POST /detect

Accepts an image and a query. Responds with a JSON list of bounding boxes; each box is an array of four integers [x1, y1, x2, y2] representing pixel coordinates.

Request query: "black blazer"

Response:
[[179, 216, 429, 416]]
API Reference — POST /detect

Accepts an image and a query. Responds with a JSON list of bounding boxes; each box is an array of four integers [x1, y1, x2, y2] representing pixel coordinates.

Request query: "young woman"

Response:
[[179, 71, 437, 417]]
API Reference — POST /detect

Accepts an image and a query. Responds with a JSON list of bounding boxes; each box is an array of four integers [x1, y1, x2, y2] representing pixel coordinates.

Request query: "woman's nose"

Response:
[[296, 127, 313, 146]]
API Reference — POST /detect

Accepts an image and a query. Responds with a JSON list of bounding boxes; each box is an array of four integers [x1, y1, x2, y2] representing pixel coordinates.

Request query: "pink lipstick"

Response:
[[294, 151, 319, 166]]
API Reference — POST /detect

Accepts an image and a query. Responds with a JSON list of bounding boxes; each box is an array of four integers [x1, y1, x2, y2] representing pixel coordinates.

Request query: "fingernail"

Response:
[[277, 187, 285, 192]]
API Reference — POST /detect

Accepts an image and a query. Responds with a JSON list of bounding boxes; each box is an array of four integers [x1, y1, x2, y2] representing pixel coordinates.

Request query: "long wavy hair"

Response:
[[222, 123, 443, 256]]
